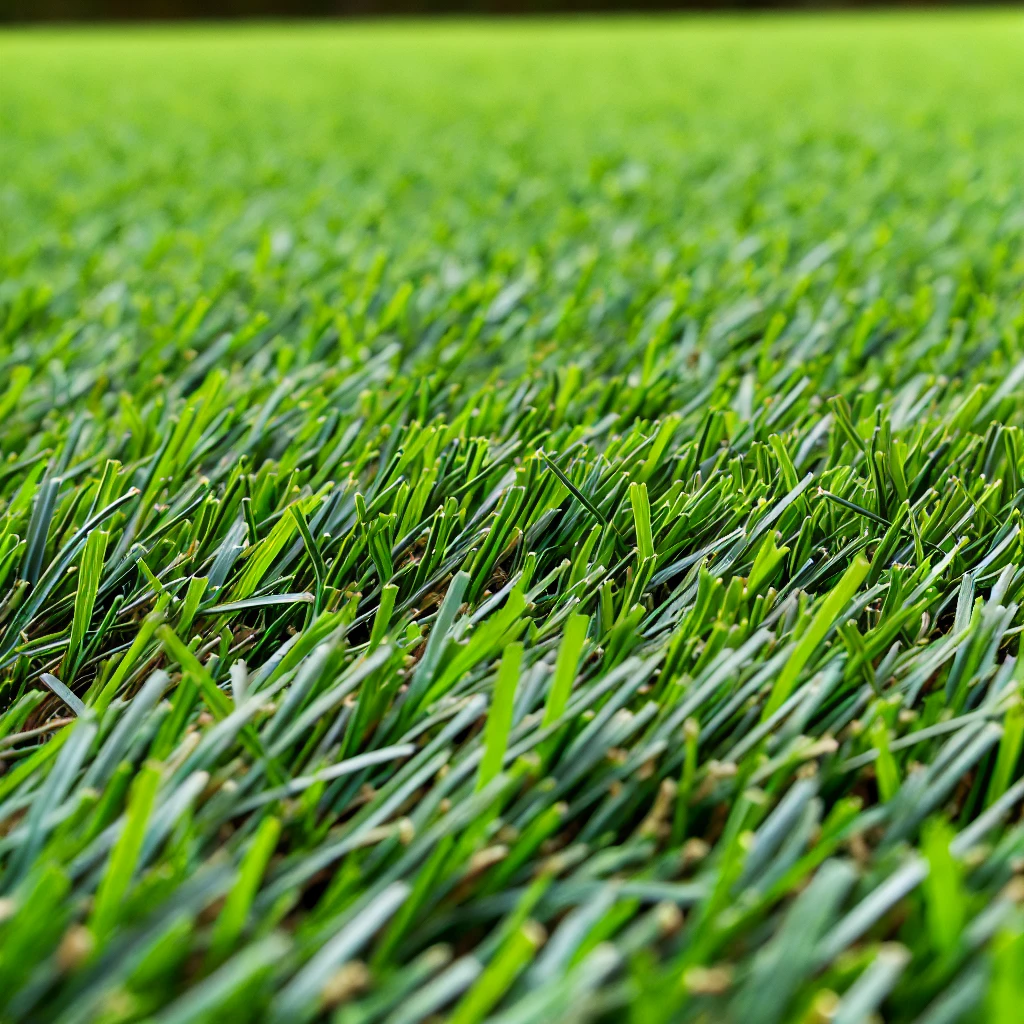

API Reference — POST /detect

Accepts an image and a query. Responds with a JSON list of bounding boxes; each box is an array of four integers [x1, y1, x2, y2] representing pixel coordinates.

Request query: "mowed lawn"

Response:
[[2, 12, 1024, 1024]]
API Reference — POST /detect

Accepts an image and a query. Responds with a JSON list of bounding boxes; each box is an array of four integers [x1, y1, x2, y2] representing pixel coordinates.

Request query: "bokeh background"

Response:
[[0, 0, 998, 23]]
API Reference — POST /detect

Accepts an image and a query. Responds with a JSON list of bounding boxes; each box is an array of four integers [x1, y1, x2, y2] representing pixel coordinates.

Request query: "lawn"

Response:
[[2, 11, 1024, 1022]]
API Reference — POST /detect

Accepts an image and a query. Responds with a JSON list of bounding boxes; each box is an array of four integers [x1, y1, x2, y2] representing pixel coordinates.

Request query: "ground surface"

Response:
[[2, 12, 1024, 1023]]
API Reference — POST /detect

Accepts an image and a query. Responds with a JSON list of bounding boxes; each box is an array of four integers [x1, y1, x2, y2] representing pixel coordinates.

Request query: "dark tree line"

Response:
[[0, 0, 987, 24]]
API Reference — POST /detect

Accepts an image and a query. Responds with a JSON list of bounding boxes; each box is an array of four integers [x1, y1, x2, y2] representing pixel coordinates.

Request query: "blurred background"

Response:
[[0, 0, 997, 24]]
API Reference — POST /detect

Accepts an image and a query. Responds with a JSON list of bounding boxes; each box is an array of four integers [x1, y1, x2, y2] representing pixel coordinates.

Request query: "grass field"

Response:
[[2, 12, 1024, 1023]]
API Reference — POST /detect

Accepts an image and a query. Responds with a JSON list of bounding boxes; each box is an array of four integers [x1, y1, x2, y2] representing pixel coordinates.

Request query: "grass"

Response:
[[1, 11, 1024, 1022]]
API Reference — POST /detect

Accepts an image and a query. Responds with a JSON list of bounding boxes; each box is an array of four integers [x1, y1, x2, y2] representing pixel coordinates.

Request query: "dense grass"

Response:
[[2, 13, 1024, 1022]]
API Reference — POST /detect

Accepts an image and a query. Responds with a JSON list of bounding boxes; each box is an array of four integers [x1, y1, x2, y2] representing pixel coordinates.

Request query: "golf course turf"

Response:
[[2, 12, 1024, 1022]]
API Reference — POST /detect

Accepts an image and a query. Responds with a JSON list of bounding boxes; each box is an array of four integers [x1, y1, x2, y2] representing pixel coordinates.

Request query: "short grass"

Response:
[[2, 12, 1024, 1023]]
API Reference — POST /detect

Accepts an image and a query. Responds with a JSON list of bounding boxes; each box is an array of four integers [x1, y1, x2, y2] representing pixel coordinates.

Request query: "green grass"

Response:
[[1, 11, 1024, 1022]]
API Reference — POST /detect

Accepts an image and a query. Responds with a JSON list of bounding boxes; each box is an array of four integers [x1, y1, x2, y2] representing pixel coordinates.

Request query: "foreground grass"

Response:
[[2, 13, 1024, 1022]]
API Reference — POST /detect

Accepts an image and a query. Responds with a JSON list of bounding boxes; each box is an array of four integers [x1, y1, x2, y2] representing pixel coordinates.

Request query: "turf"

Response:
[[2, 12, 1024, 1023]]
